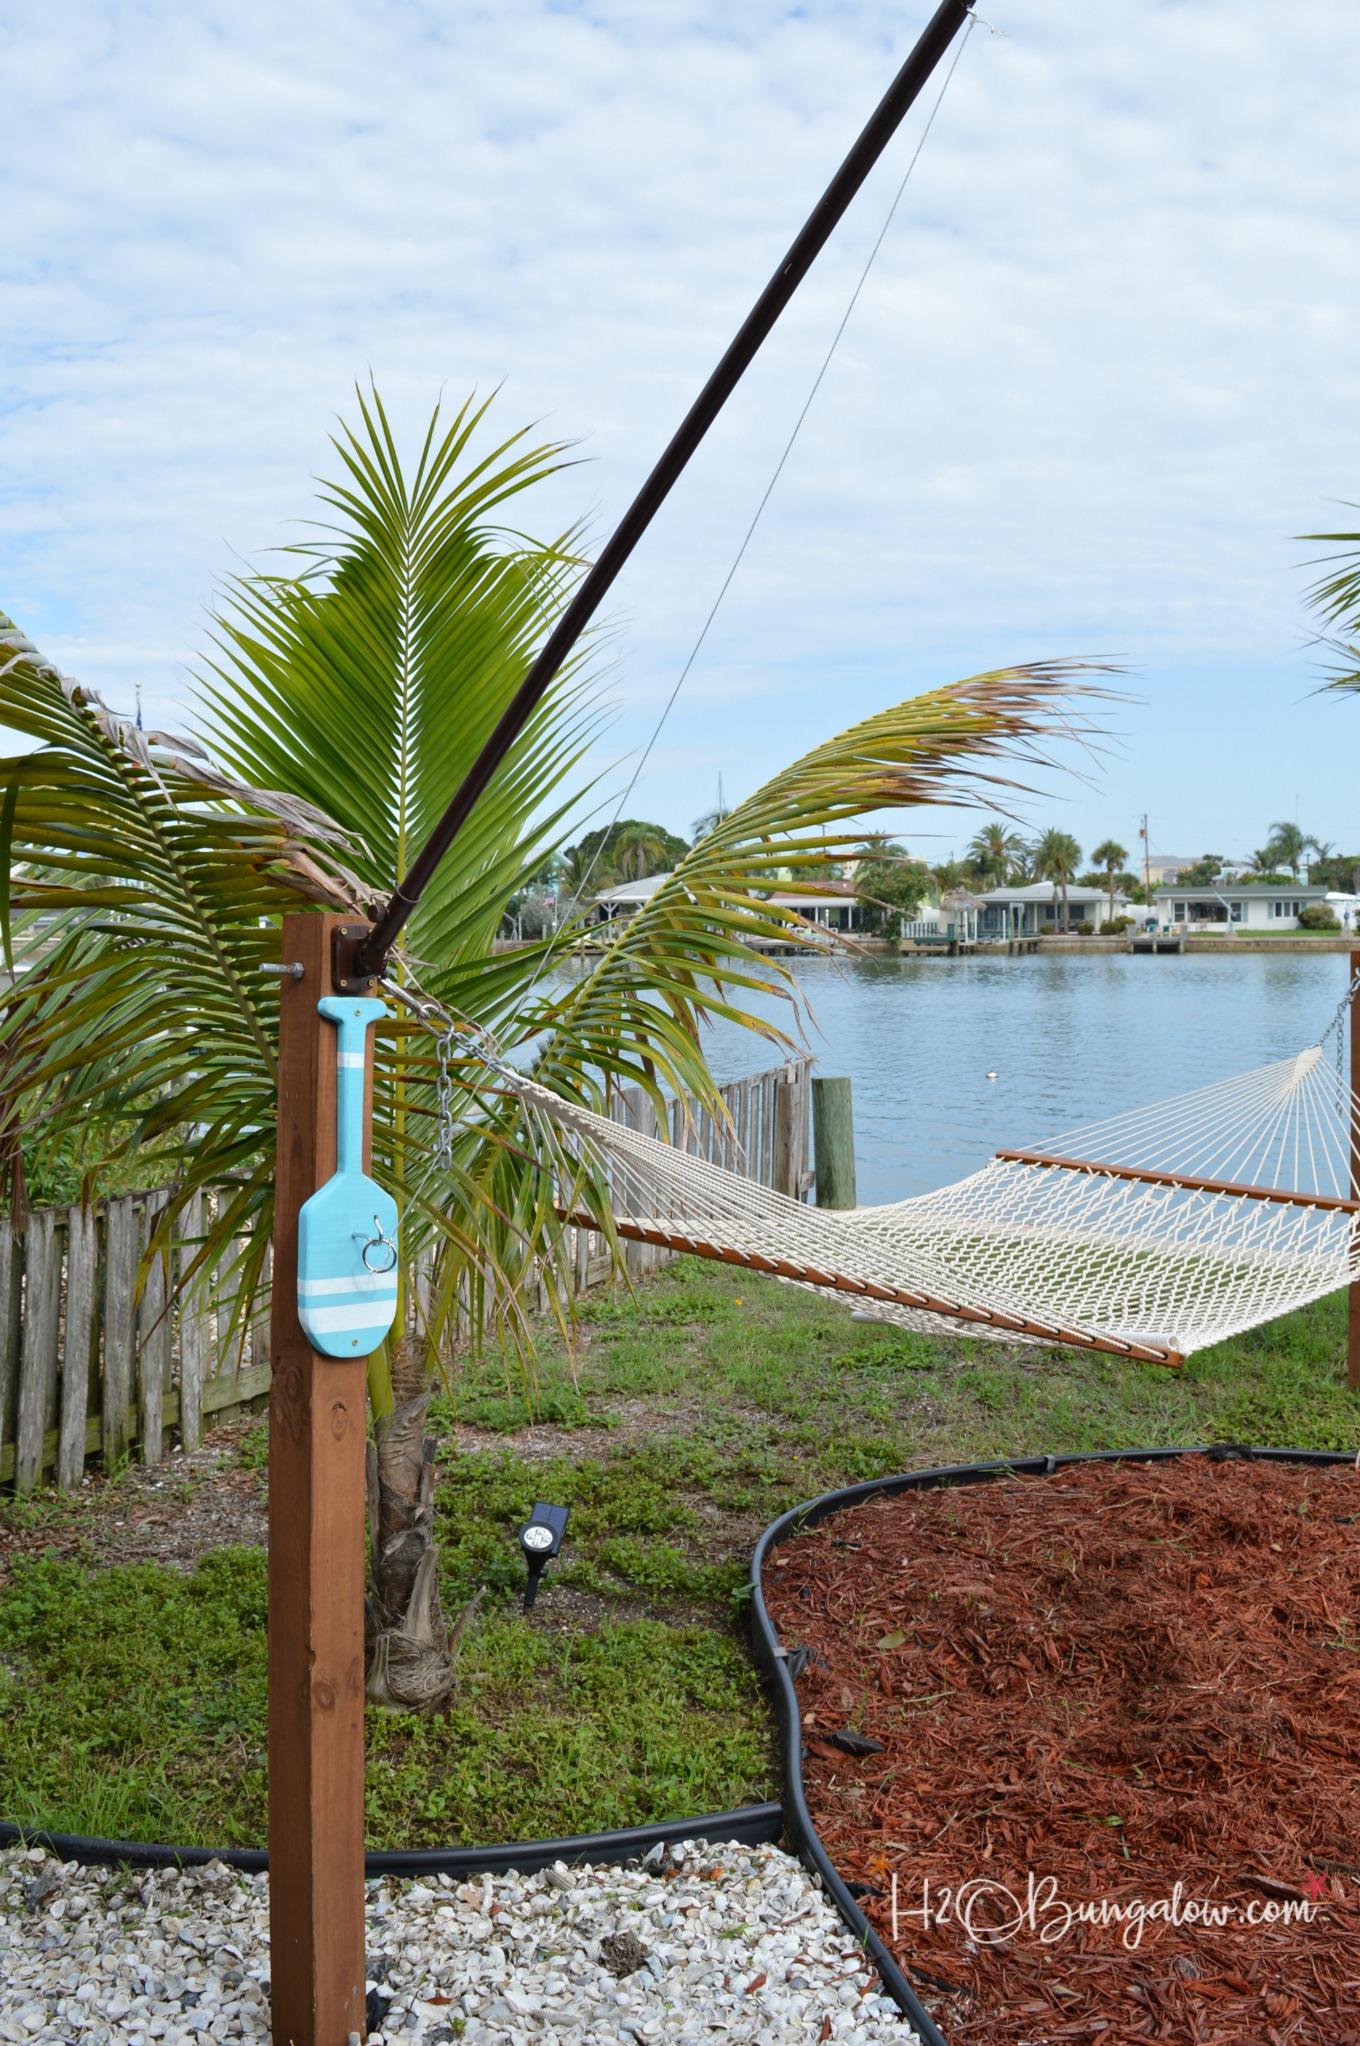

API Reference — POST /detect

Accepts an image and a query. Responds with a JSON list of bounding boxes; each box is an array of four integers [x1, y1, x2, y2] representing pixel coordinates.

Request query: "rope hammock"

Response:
[[491, 1008, 1360, 1369]]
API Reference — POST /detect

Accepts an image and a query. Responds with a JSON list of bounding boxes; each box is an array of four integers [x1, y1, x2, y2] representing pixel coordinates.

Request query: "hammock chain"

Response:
[[377, 970, 516, 1170], [1320, 964, 1360, 1054]]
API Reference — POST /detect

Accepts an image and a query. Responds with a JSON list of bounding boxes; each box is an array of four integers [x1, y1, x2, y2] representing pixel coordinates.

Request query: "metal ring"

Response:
[[361, 1218, 399, 1274]]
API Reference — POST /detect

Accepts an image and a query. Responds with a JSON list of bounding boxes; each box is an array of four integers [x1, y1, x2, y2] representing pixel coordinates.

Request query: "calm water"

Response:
[[700, 952, 1355, 1205]]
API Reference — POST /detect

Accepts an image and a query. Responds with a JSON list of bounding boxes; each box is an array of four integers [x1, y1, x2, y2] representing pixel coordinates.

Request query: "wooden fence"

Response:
[[0, 1058, 812, 1492]]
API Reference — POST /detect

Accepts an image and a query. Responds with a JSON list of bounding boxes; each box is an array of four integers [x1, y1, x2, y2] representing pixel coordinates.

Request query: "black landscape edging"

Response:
[[748, 1443, 1357, 2046], [0, 1801, 783, 1879]]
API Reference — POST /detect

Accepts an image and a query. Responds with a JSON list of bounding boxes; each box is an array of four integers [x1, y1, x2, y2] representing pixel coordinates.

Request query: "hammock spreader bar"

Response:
[[355, 0, 976, 980], [994, 1149, 1360, 1217], [559, 1210, 1187, 1370]]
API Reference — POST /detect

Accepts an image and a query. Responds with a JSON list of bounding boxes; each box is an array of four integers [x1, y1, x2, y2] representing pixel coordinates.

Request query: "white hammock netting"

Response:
[[508, 1038, 1360, 1367]]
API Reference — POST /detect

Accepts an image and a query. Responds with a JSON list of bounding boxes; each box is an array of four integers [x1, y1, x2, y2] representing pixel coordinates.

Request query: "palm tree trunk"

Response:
[[365, 1335, 479, 1711]]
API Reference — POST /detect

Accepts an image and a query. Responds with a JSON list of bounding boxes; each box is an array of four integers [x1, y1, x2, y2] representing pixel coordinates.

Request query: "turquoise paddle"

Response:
[[296, 995, 399, 1358]]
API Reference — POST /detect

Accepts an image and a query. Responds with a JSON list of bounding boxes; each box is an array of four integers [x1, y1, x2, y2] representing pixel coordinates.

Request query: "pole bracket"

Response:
[[331, 923, 378, 995]]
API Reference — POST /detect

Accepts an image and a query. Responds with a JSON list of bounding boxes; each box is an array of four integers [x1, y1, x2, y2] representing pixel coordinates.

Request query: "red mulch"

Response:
[[763, 1455, 1360, 2045]]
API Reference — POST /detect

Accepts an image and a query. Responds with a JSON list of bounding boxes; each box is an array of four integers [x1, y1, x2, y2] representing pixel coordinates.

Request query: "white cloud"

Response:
[[3, 0, 1360, 864]]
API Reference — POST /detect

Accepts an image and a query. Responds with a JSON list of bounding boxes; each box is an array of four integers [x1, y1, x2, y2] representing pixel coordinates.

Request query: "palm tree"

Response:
[[965, 819, 1024, 887], [611, 824, 669, 881], [1265, 821, 1311, 882], [1032, 827, 1082, 931], [1090, 838, 1128, 924], [2, 390, 1097, 1706]]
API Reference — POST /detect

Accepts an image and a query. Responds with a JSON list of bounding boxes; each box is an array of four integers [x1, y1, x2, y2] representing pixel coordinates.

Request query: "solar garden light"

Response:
[[519, 1502, 570, 1608]]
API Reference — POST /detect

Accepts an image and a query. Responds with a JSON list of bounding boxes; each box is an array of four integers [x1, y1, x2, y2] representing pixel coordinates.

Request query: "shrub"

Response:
[[1100, 917, 1135, 936], [1075, 920, 1095, 936], [1297, 904, 1341, 932]]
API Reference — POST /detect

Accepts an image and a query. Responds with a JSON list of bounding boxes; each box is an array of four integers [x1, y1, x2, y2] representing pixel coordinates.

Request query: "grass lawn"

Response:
[[2, 1256, 1358, 1850]]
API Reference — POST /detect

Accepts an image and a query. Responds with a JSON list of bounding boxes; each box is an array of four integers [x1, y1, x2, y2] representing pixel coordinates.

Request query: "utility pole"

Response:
[[268, 912, 377, 2046], [1140, 814, 1151, 906]]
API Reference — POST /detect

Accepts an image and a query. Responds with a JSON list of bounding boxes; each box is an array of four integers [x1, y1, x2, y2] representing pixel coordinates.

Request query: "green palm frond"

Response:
[[196, 386, 601, 995], [1301, 519, 1360, 692], [0, 614, 362, 1243]]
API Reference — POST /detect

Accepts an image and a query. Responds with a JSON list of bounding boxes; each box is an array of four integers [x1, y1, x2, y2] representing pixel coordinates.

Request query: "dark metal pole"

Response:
[[356, 0, 974, 978]]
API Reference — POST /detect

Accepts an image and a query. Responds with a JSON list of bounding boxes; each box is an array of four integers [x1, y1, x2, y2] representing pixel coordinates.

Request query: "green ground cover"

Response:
[[2, 1256, 1357, 1849]]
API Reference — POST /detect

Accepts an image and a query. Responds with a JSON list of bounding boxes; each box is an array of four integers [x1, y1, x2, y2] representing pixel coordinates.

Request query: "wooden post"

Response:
[[812, 1076, 857, 1209], [1349, 952, 1360, 1393], [268, 911, 371, 2046], [773, 1068, 799, 1199]]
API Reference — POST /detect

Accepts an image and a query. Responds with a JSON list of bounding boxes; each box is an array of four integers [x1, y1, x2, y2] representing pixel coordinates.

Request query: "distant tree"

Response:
[[1310, 850, 1360, 892], [965, 819, 1025, 887], [1008, 840, 1038, 884], [561, 817, 689, 892], [1263, 822, 1315, 882], [854, 849, 929, 936], [930, 857, 967, 895], [1175, 853, 1224, 887], [1032, 827, 1082, 931], [612, 824, 670, 881], [692, 801, 732, 841], [1090, 838, 1129, 924]]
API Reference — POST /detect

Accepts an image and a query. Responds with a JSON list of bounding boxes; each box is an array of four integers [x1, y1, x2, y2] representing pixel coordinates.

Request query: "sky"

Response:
[[4, 0, 1360, 871]]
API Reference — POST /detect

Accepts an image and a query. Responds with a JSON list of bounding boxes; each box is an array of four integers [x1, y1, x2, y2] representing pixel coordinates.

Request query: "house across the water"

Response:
[[1150, 884, 1359, 932], [975, 881, 1128, 937], [590, 872, 865, 939]]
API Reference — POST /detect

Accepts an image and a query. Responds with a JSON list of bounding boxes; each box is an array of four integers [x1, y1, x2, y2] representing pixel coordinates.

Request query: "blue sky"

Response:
[[4, 0, 1360, 869]]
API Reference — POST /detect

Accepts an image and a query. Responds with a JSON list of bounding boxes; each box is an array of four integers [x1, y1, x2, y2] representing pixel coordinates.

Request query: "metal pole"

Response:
[[268, 913, 371, 2045], [355, 0, 975, 979], [1341, 953, 1349, 1399]]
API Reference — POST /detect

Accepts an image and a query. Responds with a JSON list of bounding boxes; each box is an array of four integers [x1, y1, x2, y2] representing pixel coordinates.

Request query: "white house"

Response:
[[975, 881, 1129, 938], [589, 873, 670, 921], [591, 872, 865, 937], [1150, 884, 1359, 933]]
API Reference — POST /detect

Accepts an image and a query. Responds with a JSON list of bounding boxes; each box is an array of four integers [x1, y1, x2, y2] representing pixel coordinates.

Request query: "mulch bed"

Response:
[[763, 1455, 1360, 2045]]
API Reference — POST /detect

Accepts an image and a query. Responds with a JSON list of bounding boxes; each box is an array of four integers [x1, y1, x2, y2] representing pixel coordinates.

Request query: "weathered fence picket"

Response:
[[177, 1190, 209, 1454], [0, 1054, 812, 1490], [58, 1206, 98, 1491], [0, 1219, 19, 1474], [15, 1209, 60, 1494], [139, 1197, 171, 1466], [102, 1196, 138, 1471]]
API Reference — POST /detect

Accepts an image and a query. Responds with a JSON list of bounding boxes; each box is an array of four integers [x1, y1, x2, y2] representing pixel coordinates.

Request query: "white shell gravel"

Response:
[[1, 1838, 922, 2044]]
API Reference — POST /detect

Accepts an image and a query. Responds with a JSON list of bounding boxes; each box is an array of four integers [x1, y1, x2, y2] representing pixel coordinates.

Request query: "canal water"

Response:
[[700, 951, 1356, 1205]]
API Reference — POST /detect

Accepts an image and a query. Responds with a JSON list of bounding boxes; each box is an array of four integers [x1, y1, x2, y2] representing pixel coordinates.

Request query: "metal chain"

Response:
[[378, 970, 521, 1170], [1319, 964, 1360, 1052]]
